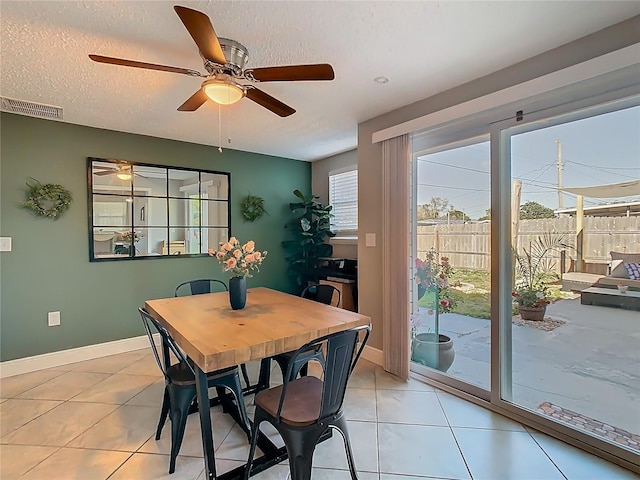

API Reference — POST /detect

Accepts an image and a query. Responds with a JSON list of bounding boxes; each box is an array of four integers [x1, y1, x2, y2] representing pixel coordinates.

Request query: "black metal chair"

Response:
[[174, 278, 228, 297], [245, 324, 371, 480], [271, 284, 341, 382], [300, 283, 342, 307], [138, 308, 251, 474], [174, 279, 251, 389]]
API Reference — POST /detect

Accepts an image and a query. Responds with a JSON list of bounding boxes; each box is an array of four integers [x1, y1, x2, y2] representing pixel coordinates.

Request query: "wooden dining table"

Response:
[[145, 287, 371, 480]]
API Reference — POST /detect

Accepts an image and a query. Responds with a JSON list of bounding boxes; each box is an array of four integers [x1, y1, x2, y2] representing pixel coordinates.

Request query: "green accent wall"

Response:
[[0, 113, 310, 361]]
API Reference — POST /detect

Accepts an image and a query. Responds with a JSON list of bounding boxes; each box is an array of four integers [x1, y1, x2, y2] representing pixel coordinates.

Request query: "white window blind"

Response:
[[329, 169, 358, 234], [94, 202, 126, 226]]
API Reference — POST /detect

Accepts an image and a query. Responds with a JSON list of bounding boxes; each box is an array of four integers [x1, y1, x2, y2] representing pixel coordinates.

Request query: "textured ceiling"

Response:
[[2, 1, 639, 161]]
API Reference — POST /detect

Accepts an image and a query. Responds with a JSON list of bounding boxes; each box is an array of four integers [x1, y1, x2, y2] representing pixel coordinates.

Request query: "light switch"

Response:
[[0, 237, 11, 252], [365, 233, 376, 247]]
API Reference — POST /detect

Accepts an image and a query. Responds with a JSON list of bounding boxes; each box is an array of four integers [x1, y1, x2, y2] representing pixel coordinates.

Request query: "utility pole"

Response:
[[511, 180, 522, 252], [556, 139, 563, 209], [576, 195, 584, 272], [511, 180, 522, 289]]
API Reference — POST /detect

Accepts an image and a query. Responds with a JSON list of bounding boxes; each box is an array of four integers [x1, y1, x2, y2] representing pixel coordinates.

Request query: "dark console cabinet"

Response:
[[317, 258, 358, 311]]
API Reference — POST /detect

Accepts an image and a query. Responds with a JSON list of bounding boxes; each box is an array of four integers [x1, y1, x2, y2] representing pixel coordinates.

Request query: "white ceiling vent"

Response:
[[1, 97, 63, 120]]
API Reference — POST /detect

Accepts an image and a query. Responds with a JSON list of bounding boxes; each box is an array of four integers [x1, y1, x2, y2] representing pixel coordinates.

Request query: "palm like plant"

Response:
[[513, 232, 569, 307]]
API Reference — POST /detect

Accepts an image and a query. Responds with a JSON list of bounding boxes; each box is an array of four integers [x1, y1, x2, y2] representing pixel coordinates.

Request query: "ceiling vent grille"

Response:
[[1, 97, 63, 120]]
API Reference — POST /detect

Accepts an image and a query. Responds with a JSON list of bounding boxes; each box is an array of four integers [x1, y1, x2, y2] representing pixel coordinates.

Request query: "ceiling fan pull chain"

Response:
[[218, 102, 223, 153], [227, 107, 232, 145]]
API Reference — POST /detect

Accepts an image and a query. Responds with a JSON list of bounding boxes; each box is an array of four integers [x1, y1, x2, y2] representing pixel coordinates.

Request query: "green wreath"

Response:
[[22, 179, 72, 220], [240, 194, 267, 222]]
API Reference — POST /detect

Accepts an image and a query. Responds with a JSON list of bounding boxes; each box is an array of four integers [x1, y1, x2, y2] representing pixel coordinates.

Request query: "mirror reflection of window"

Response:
[[93, 201, 127, 226], [204, 228, 228, 254], [89, 158, 230, 261]]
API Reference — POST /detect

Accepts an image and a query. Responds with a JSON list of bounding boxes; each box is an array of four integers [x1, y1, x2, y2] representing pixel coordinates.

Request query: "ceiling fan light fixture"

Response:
[[202, 76, 245, 105], [116, 172, 132, 180]]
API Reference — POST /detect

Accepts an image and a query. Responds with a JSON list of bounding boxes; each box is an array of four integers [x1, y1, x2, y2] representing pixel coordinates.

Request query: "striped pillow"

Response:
[[623, 262, 640, 280]]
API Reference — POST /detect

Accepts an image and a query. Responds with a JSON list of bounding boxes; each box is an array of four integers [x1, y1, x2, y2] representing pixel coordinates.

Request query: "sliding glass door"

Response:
[[411, 133, 491, 396], [501, 99, 640, 455], [410, 90, 639, 465]]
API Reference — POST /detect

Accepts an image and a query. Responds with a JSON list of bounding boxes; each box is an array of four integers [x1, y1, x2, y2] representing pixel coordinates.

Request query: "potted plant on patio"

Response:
[[512, 233, 567, 321], [411, 250, 456, 372], [511, 282, 551, 321]]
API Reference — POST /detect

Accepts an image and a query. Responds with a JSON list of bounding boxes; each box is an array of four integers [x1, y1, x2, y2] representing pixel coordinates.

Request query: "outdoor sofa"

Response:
[[595, 251, 640, 291], [561, 251, 640, 292]]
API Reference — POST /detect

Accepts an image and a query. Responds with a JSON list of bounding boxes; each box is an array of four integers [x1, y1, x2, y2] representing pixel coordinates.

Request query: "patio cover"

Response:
[[558, 179, 640, 272], [560, 179, 640, 198]]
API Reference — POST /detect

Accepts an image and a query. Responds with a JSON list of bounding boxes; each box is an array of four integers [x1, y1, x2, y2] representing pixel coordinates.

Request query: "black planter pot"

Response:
[[228, 276, 247, 310], [411, 333, 455, 372], [114, 244, 133, 255]]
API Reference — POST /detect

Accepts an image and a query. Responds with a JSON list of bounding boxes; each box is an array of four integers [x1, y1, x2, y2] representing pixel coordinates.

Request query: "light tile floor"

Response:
[[1, 349, 637, 480]]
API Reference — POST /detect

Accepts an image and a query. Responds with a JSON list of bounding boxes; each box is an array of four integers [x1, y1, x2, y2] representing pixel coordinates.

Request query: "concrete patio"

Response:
[[424, 296, 640, 450]]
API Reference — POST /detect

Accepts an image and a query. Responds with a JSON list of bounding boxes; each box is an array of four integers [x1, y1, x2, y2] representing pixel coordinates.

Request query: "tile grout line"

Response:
[[6, 445, 62, 479], [527, 429, 570, 480], [0, 368, 68, 399], [434, 389, 475, 480], [2, 353, 168, 478]]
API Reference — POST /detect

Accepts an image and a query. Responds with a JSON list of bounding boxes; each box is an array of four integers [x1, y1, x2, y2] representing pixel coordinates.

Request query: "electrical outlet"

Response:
[[48, 311, 61, 327], [0, 237, 11, 252]]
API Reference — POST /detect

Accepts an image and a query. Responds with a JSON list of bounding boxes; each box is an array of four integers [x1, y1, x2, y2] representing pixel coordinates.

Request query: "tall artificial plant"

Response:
[[512, 232, 570, 307], [282, 189, 335, 291]]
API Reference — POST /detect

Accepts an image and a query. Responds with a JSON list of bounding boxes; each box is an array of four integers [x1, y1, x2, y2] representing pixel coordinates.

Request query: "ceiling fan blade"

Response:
[[89, 54, 202, 76], [246, 87, 295, 117], [94, 170, 116, 176], [246, 64, 335, 82], [177, 89, 209, 111], [174, 6, 226, 65]]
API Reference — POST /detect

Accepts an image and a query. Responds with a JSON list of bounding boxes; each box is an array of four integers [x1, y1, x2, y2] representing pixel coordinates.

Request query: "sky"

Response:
[[416, 104, 640, 221]]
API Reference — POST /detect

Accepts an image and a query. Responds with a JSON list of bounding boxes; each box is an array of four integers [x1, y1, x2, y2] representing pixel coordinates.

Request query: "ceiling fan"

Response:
[[88, 5, 334, 117], [93, 164, 142, 180]]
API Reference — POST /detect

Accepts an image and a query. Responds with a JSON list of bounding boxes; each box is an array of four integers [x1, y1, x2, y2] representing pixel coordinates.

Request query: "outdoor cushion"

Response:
[[624, 262, 640, 280], [610, 260, 629, 278], [596, 276, 640, 290], [610, 251, 640, 263]]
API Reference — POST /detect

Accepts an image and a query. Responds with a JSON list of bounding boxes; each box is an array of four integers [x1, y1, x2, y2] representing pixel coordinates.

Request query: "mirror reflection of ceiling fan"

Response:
[[94, 165, 143, 180], [89, 5, 335, 117]]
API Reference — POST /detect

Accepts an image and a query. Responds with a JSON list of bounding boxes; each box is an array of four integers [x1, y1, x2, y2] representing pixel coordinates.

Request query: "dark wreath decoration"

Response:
[[22, 178, 72, 220], [240, 194, 267, 222]]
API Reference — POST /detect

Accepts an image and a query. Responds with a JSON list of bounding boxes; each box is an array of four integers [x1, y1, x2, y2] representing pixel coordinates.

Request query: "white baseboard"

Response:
[[361, 345, 383, 366], [0, 334, 157, 379]]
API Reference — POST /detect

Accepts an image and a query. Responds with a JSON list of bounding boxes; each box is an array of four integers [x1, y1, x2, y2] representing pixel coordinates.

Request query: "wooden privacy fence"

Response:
[[416, 217, 640, 274]]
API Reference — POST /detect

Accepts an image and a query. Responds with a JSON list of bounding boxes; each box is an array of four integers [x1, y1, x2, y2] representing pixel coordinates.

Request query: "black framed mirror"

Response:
[[88, 157, 231, 262]]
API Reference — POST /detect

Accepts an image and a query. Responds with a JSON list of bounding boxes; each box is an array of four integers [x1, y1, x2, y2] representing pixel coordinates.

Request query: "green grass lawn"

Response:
[[421, 268, 570, 320], [450, 268, 492, 319], [451, 268, 491, 291], [451, 290, 493, 319]]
